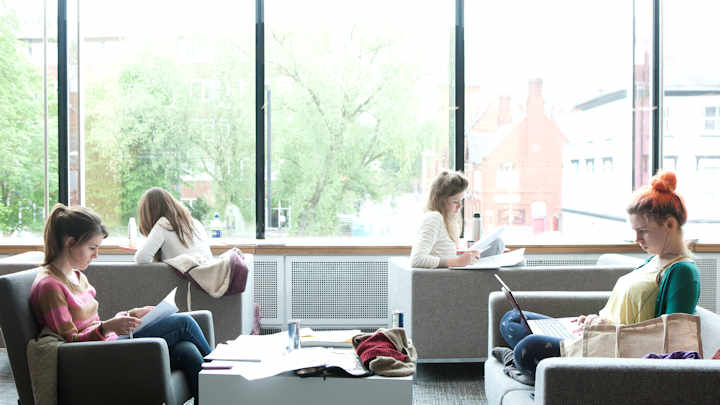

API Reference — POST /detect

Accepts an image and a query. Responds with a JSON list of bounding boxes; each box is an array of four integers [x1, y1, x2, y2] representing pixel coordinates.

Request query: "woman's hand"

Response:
[[573, 314, 611, 333], [448, 250, 481, 267], [102, 315, 142, 335], [129, 306, 155, 319]]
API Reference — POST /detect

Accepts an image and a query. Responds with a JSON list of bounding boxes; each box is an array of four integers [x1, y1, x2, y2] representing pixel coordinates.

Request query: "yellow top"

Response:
[[598, 256, 686, 325]]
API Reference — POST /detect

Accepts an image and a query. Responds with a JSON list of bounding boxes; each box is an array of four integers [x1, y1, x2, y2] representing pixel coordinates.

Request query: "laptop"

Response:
[[493, 274, 580, 340]]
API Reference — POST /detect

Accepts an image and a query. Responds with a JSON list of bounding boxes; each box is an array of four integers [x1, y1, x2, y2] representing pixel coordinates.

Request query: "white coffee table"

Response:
[[200, 368, 413, 405]]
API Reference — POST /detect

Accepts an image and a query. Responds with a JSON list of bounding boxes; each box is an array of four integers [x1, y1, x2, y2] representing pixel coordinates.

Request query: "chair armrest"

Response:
[[58, 338, 176, 404], [535, 357, 720, 405], [187, 310, 215, 349], [488, 291, 611, 350]]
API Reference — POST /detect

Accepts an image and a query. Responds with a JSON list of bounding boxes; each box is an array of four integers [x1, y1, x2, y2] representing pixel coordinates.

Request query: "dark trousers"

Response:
[[135, 313, 212, 402], [499, 309, 562, 378]]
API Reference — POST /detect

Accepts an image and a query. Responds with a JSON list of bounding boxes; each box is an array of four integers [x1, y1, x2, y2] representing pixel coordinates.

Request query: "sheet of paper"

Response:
[[205, 346, 368, 380], [452, 248, 525, 270], [234, 348, 330, 380], [322, 348, 368, 376], [206, 333, 288, 361], [468, 226, 504, 252], [128, 287, 178, 336]]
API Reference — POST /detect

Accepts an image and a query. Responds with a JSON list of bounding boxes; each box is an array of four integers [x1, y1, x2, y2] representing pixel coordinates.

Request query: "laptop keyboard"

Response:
[[532, 319, 576, 340]]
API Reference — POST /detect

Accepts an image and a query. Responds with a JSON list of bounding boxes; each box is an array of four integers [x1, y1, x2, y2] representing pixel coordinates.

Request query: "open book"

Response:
[[128, 287, 179, 337], [223, 347, 370, 380]]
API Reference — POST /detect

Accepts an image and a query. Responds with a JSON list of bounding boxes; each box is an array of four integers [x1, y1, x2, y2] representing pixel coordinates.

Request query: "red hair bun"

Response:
[[651, 171, 677, 193]]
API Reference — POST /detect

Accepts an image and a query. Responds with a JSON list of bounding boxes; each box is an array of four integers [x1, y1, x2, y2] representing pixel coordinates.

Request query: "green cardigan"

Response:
[[637, 257, 702, 317]]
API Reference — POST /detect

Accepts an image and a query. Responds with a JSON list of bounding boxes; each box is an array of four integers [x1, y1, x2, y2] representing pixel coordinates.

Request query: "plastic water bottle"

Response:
[[210, 213, 223, 238], [472, 212, 482, 242], [128, 217, 138, 248]]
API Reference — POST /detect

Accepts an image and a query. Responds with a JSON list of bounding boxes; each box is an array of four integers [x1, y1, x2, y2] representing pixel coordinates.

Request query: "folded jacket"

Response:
[[352, 328, 417, 377], [355, 332, 408, 367]]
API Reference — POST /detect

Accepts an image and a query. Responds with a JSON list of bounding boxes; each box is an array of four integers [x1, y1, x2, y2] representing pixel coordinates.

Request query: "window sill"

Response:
[[2, 237, 719, 255]]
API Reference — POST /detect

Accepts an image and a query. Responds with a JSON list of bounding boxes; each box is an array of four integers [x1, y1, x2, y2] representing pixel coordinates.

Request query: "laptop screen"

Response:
[[494, 274, 530, 330]]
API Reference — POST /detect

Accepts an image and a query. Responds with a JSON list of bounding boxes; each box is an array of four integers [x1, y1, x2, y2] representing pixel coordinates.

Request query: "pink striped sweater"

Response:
[[30, 268, 116, 342]]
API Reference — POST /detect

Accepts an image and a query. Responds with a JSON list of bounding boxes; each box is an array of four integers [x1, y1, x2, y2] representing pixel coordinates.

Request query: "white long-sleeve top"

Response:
[[410, 211, 457, 268], [134, 217, 212, 264]]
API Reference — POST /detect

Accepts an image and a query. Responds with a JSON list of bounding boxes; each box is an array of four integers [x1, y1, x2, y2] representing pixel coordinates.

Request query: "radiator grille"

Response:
[[696, 257, 718, 313], [254, 259, 279, 319], [525, 257, 598, 267], [289, 257, 388, 320], [259, 327, 282, 335]]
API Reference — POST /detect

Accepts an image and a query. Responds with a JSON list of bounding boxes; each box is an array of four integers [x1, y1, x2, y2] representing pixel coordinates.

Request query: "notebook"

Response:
[[493, 274, 580, 340]]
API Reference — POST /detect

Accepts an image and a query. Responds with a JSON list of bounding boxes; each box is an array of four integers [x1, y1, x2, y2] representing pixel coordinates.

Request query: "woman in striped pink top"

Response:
[[30, 204, 211, 403]]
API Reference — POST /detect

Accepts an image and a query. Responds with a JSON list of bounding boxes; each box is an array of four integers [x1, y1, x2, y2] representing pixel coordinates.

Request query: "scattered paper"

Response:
[[206, 333, 287, 361], [232, 348, 365, 380]]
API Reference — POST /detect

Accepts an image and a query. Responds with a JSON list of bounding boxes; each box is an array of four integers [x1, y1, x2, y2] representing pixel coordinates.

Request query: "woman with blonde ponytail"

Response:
[[30, 204, 211, 403], [495, 171, 700, 382], [410, 170, 480, 268]]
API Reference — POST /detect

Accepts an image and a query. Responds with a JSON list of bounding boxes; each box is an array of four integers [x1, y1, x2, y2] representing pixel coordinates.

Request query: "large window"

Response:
[[265, 0, 452, 239], [80, 0, 255, 237], [464, 1, 633, 243], [0, 1, 58, 238], [2, 1, 718, 244], [663, 0, 720, 241]]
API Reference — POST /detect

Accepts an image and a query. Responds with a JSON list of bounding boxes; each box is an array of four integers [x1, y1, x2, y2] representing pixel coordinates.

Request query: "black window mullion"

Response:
[[255, 0, 265, 239], [455, 0, 465, 237], [454, 0, 465, 173], [58, 0, 69, 205], [651, 0, 662, 175]]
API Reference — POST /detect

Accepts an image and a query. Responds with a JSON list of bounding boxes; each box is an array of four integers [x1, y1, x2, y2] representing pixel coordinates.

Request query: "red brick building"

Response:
[[465, 79, 566, 234]]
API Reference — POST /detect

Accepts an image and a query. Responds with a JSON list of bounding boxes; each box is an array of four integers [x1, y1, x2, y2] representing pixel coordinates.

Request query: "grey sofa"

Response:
[[0, 268, 215, 405], [485, 291, 720, 405], [0, 253, 254, 347], [389, 257, 635, 361]]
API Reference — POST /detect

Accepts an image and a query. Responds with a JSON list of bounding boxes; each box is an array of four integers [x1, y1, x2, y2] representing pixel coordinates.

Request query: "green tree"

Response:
[[269, 29, 436, 235], [0, 8, 53, 235], [84, 55, 199, 227], [184, 41, 255, 228], [84, 43, 255, 234]]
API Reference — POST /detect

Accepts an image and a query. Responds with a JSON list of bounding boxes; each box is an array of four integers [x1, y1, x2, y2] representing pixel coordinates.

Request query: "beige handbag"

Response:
[[561, 313, 702, 358]]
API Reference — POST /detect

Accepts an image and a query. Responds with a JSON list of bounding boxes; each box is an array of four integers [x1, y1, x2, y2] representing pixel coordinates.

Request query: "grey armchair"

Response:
[[485, 290, 720, 405], [0, 268, 215, 405]]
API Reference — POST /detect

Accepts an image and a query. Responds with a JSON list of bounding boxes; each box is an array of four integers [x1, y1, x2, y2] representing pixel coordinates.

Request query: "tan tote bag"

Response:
[[561, 313, 702, 358]]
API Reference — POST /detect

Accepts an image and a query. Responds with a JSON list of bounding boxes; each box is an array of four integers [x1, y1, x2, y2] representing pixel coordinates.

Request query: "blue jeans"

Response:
[[499, 309, 562, 378], [134, 313, 211, 402]]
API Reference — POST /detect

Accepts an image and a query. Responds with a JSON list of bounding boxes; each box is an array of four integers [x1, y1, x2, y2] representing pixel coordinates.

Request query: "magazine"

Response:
[[127, 287, 179, 337]]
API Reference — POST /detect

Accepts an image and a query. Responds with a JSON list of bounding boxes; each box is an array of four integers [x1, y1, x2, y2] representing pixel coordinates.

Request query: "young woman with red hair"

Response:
[[495, 171, 700, 382]]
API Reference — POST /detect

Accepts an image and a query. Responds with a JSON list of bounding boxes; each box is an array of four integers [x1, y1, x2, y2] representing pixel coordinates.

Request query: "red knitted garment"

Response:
[[355, 331, 408, 367]]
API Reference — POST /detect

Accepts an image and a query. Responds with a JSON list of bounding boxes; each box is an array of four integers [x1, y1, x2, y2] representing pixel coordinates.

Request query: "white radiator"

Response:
[[694, 253, 718, 313], [254, 255, 389, 332], [253, 256, 284, 328]]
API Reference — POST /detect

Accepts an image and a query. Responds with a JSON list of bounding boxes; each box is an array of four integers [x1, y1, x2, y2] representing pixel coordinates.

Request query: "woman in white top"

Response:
[[410, 170, 480, 268], [134, 187, 212, 263]]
